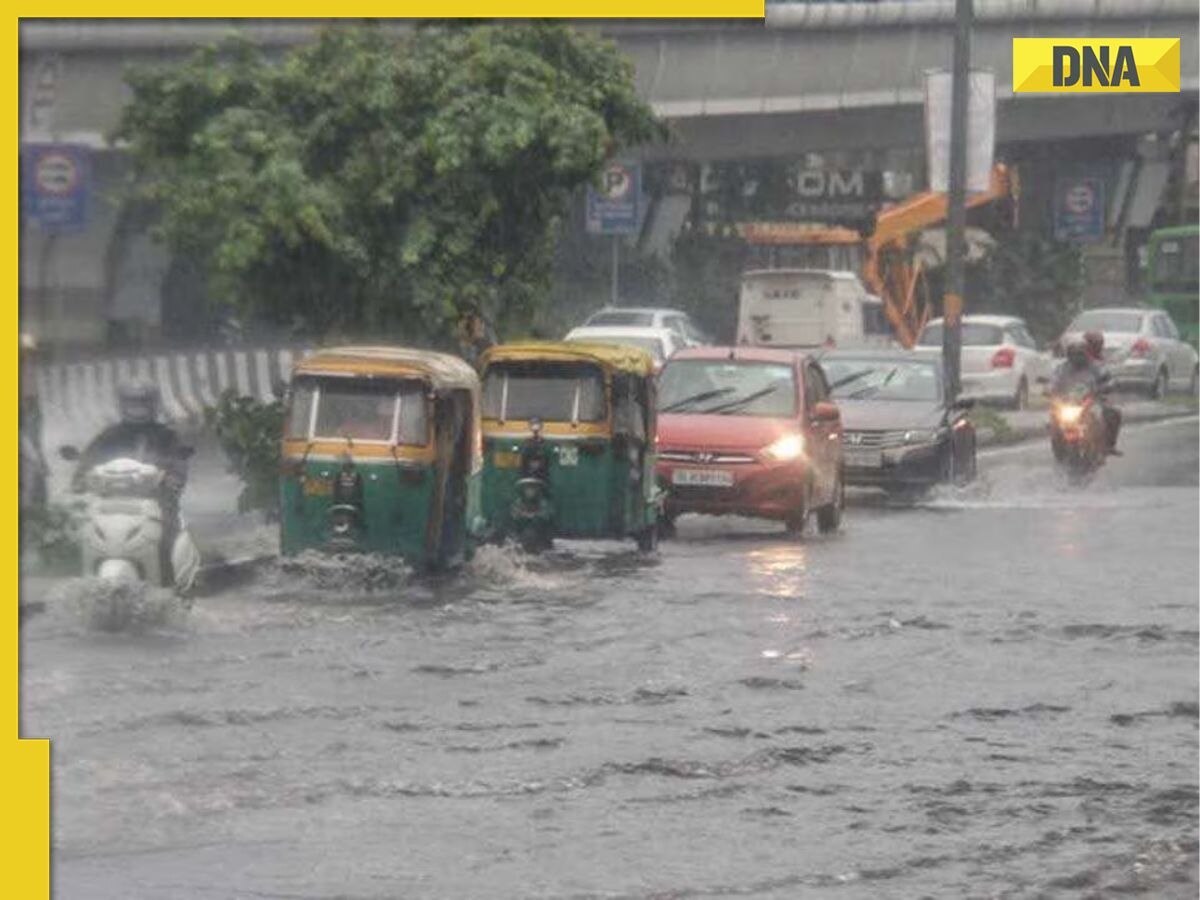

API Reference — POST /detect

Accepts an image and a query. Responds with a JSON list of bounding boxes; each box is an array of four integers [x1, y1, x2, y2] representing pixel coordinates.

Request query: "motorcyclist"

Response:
[[1050, 341, 1120, 457], [72, 380, 192, 579], [1083, 329, 1122, 455]]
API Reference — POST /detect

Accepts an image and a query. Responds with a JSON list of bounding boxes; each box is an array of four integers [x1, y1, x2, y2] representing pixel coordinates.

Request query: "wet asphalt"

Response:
[[21, 416, 1199, 899]]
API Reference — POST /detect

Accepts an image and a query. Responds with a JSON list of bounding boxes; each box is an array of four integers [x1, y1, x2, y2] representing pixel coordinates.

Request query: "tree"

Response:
[[115, 22, 663, 345], [923, 229, 1084, 343]]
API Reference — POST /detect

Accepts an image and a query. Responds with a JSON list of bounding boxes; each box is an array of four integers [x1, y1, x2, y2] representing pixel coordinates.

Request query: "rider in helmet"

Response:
[[1082, 329, 1122, 455], [1051, 338, 1121, 456], [73, 379, 192, 578]]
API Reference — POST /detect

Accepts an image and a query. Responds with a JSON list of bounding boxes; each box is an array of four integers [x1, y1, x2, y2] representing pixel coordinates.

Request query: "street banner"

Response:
[[925, 69, 995, 194]]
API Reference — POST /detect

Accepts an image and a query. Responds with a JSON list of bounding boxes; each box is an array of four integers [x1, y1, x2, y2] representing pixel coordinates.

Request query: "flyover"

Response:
[[20, 2, 1200, 160]]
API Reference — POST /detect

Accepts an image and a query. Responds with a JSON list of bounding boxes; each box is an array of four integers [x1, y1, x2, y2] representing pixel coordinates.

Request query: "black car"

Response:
[[818, 351, 977, 496]]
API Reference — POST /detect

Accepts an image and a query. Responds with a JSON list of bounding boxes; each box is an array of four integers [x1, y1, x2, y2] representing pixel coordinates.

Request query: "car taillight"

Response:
[[991, 347, 1015, 368], [1130, 338, 1151, 357]]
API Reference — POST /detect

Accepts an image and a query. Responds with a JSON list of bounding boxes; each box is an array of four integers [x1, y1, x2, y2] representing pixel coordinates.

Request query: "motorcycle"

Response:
[[59, 449, 201, 594], [1046, 382, 1108, 484], [510, 417, 554, 553]]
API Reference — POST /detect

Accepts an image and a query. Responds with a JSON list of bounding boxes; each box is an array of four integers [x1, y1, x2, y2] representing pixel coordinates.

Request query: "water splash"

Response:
[[50, 577, 191, 634]]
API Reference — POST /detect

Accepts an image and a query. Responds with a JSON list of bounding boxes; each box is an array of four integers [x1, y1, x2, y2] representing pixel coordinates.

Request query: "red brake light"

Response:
[[991, 347, 1015, 368], [1130, 338, 1151, 357]]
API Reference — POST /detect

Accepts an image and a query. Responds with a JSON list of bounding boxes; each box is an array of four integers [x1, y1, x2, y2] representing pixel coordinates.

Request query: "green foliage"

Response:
[[204, 390, 285, 518], [116, 23, 663, 344], [21, 502, 82, 575], [927, 230, 1085, 344]]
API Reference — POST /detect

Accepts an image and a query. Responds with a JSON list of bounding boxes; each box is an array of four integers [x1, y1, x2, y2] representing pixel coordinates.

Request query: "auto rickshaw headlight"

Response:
[[762, 433, 805, 461]]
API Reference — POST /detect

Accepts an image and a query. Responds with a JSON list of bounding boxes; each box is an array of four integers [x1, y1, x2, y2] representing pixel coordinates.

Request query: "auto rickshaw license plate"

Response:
[[672, 468, 733, 488], [303, 478, 333, 496], [494, 450, 521, 469]]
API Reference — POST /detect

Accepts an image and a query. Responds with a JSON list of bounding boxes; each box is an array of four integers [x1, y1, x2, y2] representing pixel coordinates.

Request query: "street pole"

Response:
[[943, 0, 972, 401], [611, 234, 620, 306]]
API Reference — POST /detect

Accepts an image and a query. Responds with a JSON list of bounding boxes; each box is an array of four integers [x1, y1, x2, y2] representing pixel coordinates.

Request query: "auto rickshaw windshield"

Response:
[[286, 376, 429, 444], [482, 362, 606, 424]]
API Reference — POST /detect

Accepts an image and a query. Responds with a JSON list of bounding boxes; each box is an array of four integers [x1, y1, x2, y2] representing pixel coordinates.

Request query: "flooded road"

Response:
[[23, 418, 1198, 899]]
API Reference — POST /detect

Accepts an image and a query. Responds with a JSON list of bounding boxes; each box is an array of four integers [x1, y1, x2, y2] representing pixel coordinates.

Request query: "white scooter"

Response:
[[59, 450, 201, 595]]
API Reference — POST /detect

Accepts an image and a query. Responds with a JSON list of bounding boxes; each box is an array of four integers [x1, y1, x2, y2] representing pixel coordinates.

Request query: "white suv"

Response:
[[1058, 307, 1199, 398], [580, 307, 710, 347], [915, 314, 1053, 409]]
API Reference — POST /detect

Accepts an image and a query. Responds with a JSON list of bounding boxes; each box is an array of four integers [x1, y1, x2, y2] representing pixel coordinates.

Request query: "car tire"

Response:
[[1011, 377, 1029, 410], [1150, 367, 1168, 400], [816, 471, 844, 534]]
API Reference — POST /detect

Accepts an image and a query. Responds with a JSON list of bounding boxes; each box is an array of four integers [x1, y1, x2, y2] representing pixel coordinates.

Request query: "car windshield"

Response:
[[918, 323, 1005, 347], [570, 336, 664, 361], [658, 360, 797, 417], [822, 359, 941, 402], [586, 311, 656, 327], [482, 362, 606, 423], [1069, 311, 1143, 333], [286, 376, 428, 444]]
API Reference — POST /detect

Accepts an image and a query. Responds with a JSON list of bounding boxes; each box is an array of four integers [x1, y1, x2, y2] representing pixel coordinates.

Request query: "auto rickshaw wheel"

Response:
[[657, 512, 678, 539], [635, 522, 659, 553]]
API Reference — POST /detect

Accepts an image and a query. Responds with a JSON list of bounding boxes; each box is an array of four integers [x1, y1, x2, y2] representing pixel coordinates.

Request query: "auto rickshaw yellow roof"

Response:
[[480, 341, 655, 376], [294, 346, 479, 391]]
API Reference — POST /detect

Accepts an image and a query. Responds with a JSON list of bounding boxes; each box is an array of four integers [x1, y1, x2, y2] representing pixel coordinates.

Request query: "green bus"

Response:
[[1146, 224, 1199, 346]]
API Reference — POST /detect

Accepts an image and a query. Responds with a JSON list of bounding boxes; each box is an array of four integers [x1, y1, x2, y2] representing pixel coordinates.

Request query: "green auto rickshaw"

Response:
[[478, 341, 662, 552], [279, 346, 483, 570]]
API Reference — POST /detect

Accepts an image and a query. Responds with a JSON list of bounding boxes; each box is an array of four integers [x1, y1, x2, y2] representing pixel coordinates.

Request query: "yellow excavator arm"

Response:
[[739, 164, 1014, 348], [864, 164, 1013, 347]]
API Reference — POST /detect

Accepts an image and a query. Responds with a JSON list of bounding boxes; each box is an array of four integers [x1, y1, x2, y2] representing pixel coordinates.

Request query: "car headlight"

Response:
[[762, 433, 805, 461], [903, 429, 940, 445], [1055, 404, 1083, 425]]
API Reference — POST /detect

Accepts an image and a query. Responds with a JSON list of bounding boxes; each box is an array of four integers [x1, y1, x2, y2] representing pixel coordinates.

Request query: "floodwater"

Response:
[[22, 417, 1199, 899]]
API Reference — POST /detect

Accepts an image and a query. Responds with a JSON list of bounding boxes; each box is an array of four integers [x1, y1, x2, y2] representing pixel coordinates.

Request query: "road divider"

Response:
[[35, 346, 310, 446]]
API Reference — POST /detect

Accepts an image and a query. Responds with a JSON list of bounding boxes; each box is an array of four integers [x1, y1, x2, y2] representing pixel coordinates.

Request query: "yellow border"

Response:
[[11, 11, 51, 895], [22, 4, 763, 16]]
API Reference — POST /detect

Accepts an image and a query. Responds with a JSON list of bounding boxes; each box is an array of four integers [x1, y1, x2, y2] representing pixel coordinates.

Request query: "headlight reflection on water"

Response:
[[746, 544, 808, 599]]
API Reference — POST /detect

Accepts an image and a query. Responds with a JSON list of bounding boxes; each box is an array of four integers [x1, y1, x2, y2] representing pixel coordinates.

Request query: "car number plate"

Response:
[[303, 478, 333, 496], [672, 468, 734, 487], [844, 449, 883, 469]]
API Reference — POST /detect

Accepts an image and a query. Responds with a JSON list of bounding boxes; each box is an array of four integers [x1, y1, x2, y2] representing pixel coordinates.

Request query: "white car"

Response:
[[1057, 307, 1199, 398], [564, 325, 685, 370], [915, 314, 1053, 409], [580, 307, 710, 347]]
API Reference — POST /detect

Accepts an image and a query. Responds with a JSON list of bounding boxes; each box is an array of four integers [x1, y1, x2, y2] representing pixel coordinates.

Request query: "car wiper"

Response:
[[660, 387, 735, 413], [703, 384, 782, 414], [830, 370, 874, 390]]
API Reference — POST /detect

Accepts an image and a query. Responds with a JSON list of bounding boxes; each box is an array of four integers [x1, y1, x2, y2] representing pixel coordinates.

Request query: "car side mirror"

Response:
[[1035, 376, 1049, 386], [813, 401, 841, 422], [58, 445, 79, 461]]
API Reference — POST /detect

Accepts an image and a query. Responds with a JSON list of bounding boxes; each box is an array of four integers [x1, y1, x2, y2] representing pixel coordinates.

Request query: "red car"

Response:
[[655, 347, 845, 535]]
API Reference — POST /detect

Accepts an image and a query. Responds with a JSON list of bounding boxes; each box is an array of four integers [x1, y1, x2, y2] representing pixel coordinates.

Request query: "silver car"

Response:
[[1058, 307, 1199, 398]]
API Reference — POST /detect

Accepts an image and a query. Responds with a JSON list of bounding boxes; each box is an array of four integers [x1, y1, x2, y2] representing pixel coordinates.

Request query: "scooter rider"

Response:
[[1050, 341, 1120, 457], [72, 380, 192, 579], [1082, 329, 1122, 456]]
